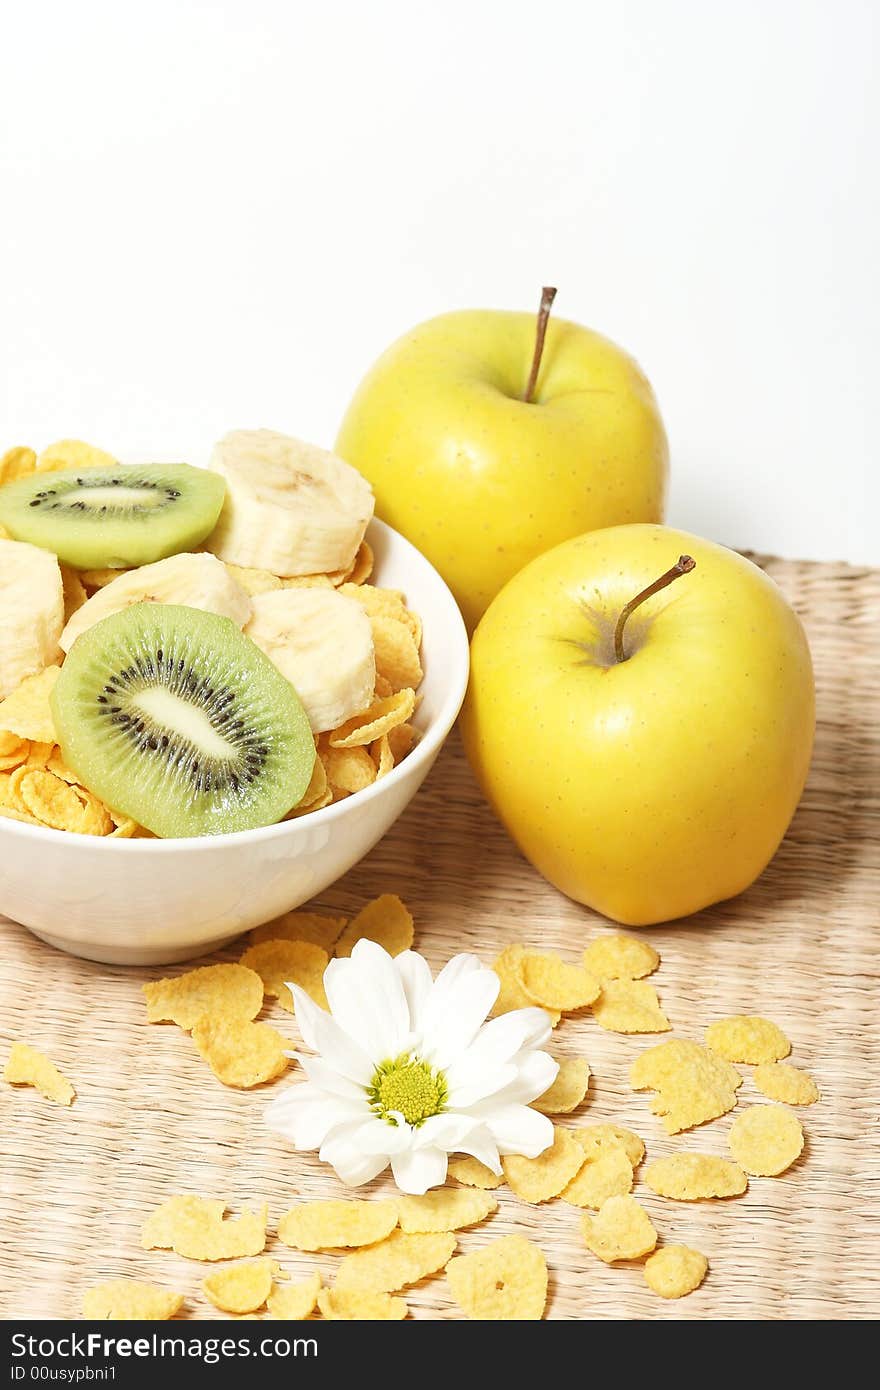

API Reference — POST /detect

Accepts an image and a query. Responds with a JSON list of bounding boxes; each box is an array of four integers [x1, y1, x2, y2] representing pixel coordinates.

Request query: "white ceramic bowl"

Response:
[[0, 520, 469, 966]]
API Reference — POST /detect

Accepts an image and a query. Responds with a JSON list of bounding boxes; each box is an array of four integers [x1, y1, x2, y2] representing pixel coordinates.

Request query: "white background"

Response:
[[1, 0, 877, 564]]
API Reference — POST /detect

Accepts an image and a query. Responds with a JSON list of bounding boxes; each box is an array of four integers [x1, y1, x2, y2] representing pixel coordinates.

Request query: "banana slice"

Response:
[[205, 429, 374, 577], [60, 552, 252, 653], [0, 538, 64, 696], [245, 588, 375, 733]]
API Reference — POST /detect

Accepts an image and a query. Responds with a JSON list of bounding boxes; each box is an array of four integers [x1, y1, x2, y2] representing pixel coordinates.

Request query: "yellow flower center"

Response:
[[368, 1053, 448, 1127]]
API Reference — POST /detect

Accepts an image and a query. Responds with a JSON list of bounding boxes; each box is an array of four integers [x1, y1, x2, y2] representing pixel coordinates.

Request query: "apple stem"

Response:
[[614, 555, 696, 663], [522, 286, 557, 403]]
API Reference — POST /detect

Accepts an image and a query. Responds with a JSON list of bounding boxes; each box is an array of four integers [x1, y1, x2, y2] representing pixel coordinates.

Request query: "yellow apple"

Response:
[[461, 524, 815, 925], [336, 291, 668, 630]]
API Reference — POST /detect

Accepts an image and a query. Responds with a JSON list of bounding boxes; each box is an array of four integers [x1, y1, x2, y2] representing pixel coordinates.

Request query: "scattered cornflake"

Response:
[[3, 1041, 75, 1105], [502, 1126, 584, 1204], [239, 938, 329, 1011], [446, 1235, 547, 1321], [630, 1039, 742, 1134], [0, 445, 36, 484], [491, 944, 560, 1025], [728, 1105, 804, 1176], [345, 539, 374, 587], [706, 1015, 791, 1065], [371, 733, 394, 778], [334, 893, 414, 959], [36, 439, 117, 472], [580, 1195, 658, 1264], [397, 1187, 497, 1234], [143, 964, 263, 1030], [534, 1057, 591, 1114], [291, 754, 329, 814], [278, 1199, 399, 1252], [561, 1145, 633, 1209], [249, 911, 346, 953], [81, 1280, 183, 1320], [387, 722, 416, 763], [192, 1016, 290, 1088], [317, 1288, 407, 1321], [202, 1259, 281, 1314], [582, 934, 660, 981], [339, 583, 421, 646], [573, 1124, 645, 1168], [0, 667, 60, 743], [13, 767, 111, 835], [328, 688, 415, 748], [644, 1153, 748, 1200], [592, 979, 670, 1034], [447, 1156, 504, 1190], [753, 1061, 820, 1106], [519, 951, 601, 1012], [335, 1231, 456, 1293], [267, 1272, 322, 1320], [141, 1196, 267, 1260], [643, 1245, 708, 1299]]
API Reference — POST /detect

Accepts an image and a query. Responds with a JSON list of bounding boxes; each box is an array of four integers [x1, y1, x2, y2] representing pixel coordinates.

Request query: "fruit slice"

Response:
[[60, 552, 252, 653], [51, 604, 315, 837], [0, 538, 64, 696], [205, 429, 374, 576], [244, 588, 375, 732], [0, 463, 226, 570]]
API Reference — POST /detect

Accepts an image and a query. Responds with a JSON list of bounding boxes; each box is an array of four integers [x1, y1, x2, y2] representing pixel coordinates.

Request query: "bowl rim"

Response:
[[0, 518, 470, 852]]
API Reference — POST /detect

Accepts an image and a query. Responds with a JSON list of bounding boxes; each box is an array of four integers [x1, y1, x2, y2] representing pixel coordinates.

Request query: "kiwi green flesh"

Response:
[[50, 603, 316, 838], [0, 463, 225, 569]]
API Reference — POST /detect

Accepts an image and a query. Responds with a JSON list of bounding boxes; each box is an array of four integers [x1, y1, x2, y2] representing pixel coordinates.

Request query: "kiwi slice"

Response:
[[51, 603, 315, 838], [0, 463, 225, 569]]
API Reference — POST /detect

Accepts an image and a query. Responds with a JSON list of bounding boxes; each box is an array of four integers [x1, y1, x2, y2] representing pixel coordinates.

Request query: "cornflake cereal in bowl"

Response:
[[0, 433, 468, 965]]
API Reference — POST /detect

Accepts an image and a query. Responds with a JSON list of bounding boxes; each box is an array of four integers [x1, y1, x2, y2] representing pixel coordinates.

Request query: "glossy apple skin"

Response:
[[461, 524, 815, 925], [336, 309, 668, 631]]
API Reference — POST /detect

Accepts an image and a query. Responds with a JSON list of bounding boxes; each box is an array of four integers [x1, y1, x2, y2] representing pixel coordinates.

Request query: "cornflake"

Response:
[[201, 1259, 281, 1314], [728, 1105, 804, 1176], [191, 1016, 289, 1088], [706, 1015, 791, 1064], [249, 911, 346, 953], [0, 667, 60, 743], [335, 1231, 455, 1293], [561, 1145, 634, 1209], [519, 952, 601, 1012], [580, 1195, 658, 1264], [491, 944, 560, 1025], [573, 1124, 645, 1168], [82, 1281, 183, 1320], [534, 1057, 591, 1114], [583, 934, 660, 981], [3, 1042, 75, 1105], [277, 1199, 399, 1252], [141, 1195, 267, 1260], [238, 939, 329, 1011], [334, 894, 414, 958], [447, 1156, 504, 1190], [143, 964, 263, 1031], [267, 1272, 322, 1320], [396, 1188, 497, 1234], [592, 979, 670, 1034], [502, 1126, 584, 1203], [753, 1061, 819, 1106], [644, 1153, 748, 1200], [643, 1245, 708, 1299], [630, 1039, 742, 1134], [317, 1288, 407, 1320], [446, 1235, 547, 1320]]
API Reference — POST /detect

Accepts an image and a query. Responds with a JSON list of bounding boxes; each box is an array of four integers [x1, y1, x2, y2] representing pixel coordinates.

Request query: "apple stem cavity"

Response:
[[522, 286, 558, 403], [614, 555, 696, 663]]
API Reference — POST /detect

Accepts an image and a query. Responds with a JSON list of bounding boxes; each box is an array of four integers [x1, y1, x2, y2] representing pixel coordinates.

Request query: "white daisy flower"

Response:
[[265, 939, 558, 1194]]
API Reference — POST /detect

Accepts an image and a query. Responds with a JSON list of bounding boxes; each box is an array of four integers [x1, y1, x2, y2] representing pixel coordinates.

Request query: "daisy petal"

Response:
[[394, 950, 433, 1031], [265, 1082, 361, 1150], [452, 1125, 503, 1174], [419, 958, 500, 1068], [476, 1101, 554, 1157], [413, 1112, 481, 1151], [291, 985, 373, 1084], [352, 1116, 413, 1156], [296, 1053, 369, 1101], [391, 1145, 448, 1195], [323, 941, 409, 1061], [446, 1060, 518, 1109], [320, 1123, 393, 1186], [464, 1008, 554, 1073], [480, 1050, 558, 1107]]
